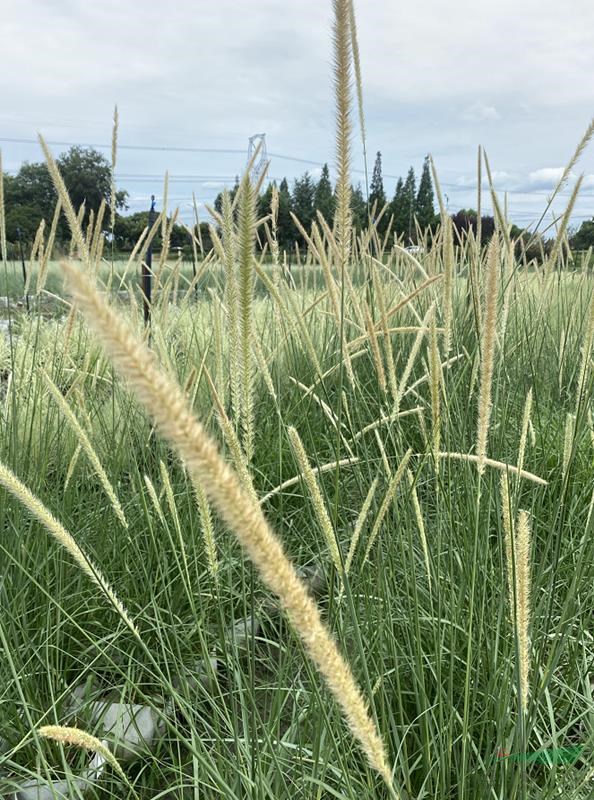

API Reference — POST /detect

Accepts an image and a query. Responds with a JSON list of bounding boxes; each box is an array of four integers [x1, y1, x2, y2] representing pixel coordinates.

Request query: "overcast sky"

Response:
[[2, 0, 594, 228]]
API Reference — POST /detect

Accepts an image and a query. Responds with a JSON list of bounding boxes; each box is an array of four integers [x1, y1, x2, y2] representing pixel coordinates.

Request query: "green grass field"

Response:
[[1, 2, 593, 798]]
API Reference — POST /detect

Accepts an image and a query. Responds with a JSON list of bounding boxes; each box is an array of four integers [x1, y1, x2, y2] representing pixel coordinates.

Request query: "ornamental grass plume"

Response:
[[38, 725, 132, 792], [476, 235, 500, 475], [0, 152, 7, 270], [58, 260, 396, 792], [288, 426, 343, 573], [363, 449, 412, 562], [517, 388, 533, 480], [0, 460, 139, 639], [514, 509, 532, 713]]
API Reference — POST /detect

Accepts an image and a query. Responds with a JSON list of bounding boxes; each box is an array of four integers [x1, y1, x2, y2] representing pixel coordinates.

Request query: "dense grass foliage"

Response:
[[1, 245, 593, 798]]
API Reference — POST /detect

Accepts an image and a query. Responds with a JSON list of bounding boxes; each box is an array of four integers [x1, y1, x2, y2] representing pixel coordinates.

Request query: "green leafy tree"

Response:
[[570, 218, 594, 251], [4, 205, 47, 244], [3, 147, 127, 243], [314, 164, 335, 224], [56, 146, 127, 221], [415, 156, 436, 231]]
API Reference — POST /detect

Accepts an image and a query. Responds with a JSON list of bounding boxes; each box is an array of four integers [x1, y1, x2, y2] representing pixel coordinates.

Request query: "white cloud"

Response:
[[461, 102, 501, 122], [525, 167, 567, 189], [455, 170, 512, 189]]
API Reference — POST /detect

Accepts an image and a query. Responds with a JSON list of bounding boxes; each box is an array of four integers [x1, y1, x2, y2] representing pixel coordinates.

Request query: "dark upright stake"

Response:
[[16, 227, 30, 311], [142, 195, 156, 327]]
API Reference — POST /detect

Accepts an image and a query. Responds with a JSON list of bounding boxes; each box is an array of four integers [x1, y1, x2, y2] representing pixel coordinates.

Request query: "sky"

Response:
[[2, 0, 594, 229]]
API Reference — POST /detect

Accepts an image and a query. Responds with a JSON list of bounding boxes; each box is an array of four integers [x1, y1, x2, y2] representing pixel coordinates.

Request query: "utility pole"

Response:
[[247, 133, 268, 183]]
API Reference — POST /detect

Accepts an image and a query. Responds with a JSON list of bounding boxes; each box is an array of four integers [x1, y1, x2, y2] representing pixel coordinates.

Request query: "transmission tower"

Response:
[[247, 133, 268, 182]]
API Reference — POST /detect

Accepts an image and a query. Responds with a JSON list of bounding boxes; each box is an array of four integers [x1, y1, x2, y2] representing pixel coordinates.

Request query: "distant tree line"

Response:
[[4, 144, 586, 260], [214, 153, 439, 251]]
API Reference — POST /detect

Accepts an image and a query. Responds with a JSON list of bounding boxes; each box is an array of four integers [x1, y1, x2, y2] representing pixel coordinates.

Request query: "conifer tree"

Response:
[[415, 156, 436, 232], [369, 151, 387, 234], [402, 167, 417, 243], [292, 172, 316, 245], [314, 164, 335, 223], [391, 177, 407, 238], [350, 184, 367, 231]]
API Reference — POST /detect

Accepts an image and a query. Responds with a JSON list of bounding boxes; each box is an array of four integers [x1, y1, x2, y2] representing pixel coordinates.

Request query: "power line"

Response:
[[1, 134, 591, 206]]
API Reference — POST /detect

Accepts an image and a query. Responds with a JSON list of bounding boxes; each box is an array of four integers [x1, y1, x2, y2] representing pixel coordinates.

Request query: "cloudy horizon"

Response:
[[3, 0, 594, 230]]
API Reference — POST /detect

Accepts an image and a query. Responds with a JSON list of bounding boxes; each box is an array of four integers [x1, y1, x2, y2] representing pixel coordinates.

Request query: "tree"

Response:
[[369, 151, 387, 234], [451, 209, 496, 245], [276, 178, 294, 250], [4, 205, 47, 244], [56, 147, 127, 223], [351, 184, 367, 231], [570, 218, 594, 251], [391, 178, 407, 239], [314, 164, 335, 224], [415, 156, 436, 231], [292, 172, 316, 244], [214, 177, 239, 215], [3, 146, 128, 243], [402, 167, 416, 243]]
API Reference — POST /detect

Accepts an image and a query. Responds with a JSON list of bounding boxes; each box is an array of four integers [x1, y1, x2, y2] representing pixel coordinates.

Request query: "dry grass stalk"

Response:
[[517, 388, 533, 479], [260, 457, 359, 505], [110, 105, 118, 234], [562, 412, 575, 482], [428, 314, 441, 466], [203, 367, 257, 504], [351, 407, 423, 443], [364, 301, 386, 392], [344, 477, 378, 576], [476, 236, 500, 474], [237, 175, 257, 460], [39, 135, 90, 264], [42, 371, 128, 529], [374, 429, 392, 478], [332, 0, 353, 276], [442, 216, 455, 353], [37, 200, 63, 294], [0, 460, 138, 637], [395, 304, 435, 412], [372, 263, 398, 402], [514, 509, 532, 713], [159, 460, 191, 578], [38, 725, 129, 787], [437, 451, 547, 486], [189, 472, 219, 579], [500, 472, 514, 614], [407, 468, 432, 591], [288, 426, 342, 573], [59, 260, 394, 789], [363, 449, 412, 561]]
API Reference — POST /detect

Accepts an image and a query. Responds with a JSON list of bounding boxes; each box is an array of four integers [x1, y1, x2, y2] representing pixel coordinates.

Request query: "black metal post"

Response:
[[16, 227, 29, 311], [142, 195, 156, 327]]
